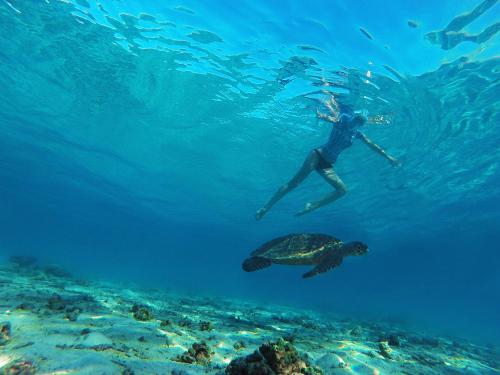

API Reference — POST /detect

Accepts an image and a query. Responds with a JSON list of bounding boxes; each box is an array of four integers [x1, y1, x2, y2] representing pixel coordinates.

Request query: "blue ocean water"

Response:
[[0, 0, 499, 347]]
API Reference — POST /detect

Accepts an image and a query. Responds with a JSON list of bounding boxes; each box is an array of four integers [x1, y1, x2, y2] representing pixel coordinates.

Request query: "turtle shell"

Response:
[[251, 233, 342, 263]]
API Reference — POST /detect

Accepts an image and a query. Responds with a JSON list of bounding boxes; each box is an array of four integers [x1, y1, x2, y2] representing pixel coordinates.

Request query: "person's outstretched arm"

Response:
[[358, 132, 400, 167], [316, 109, 337, 123], [316, 93, 340, 123]]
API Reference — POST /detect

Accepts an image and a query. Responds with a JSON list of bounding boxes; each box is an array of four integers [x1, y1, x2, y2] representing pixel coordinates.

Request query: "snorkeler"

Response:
[[255, 96, 400, 219], [425, 0, 500, 50]]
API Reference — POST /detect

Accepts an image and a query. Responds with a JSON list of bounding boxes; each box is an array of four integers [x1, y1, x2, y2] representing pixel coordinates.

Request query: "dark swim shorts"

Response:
[[313, 149, 332, 170]]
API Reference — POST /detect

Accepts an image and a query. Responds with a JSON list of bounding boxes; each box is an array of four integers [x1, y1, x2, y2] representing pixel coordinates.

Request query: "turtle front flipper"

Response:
[[242, 257, 272, 272], [302, 255, 342, 279]]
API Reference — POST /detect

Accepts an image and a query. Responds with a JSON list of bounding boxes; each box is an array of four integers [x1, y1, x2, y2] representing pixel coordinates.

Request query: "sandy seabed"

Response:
[[0, 257, 498, 375]]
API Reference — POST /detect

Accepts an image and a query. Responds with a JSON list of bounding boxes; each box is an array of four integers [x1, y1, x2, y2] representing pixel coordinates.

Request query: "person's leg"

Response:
[[295, 167, 347, 216], [467, 21, 500, 43], [256, 150, 319, 220], [444, 21, 500, 49], [445, 0, 498, 32], [426, 0, 498, 48]]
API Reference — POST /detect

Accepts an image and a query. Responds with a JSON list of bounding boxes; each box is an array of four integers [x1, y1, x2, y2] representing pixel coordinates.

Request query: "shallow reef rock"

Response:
[[47, 293, 66, 311], [1, 321, 12, 345], [387, 334, 401, 347], [64, 306, 81, 321], [199, 320, 213, 331], [131, 304, 154, 321], [3, 360, 37, 375], [174, 342, 214, 366], [233, 340, 246, 351], [378, 341, 393, 359], [225, 338, 323, 375]]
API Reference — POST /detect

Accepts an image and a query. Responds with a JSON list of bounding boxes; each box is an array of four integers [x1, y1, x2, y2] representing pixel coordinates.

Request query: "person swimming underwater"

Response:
[[425, 0, 500, 50], [255, 96, 400, 219]]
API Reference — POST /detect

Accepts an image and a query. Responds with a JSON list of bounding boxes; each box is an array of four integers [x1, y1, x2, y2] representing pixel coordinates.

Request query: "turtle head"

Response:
[[342, 241, 368, 257]]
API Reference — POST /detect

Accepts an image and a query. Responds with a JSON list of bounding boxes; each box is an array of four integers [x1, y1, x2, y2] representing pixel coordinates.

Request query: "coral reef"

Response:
[[3, 360, 36, 375], [131, 304, 154, 321], [1, 321, 11, 345], [378, 341, 393, 359], [173, 342, 214, 366], [199, 321, 213, 331]]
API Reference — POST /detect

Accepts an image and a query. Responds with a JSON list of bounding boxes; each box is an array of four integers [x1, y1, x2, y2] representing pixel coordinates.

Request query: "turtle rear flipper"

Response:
[[242, 257, 272, 272], [302, 255, 342, 279]]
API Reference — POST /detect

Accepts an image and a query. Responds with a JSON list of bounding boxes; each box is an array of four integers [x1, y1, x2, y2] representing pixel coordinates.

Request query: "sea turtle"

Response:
[[242, 233, 368, 279]]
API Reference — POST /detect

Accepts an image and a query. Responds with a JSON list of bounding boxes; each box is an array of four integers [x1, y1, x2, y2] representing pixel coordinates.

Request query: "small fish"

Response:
[[97, 3, 108, 14], [407, 20, 419, 28], [359, 27, 373, 40], [298, 45, 326, 54], [174, 5, 195, 15]]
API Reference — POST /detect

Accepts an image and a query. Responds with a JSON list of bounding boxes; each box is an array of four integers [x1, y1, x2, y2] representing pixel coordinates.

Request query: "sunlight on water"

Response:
[[0, 0, 497, 237]]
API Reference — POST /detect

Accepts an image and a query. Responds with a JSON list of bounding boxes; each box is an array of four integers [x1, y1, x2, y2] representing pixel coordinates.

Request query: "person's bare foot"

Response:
[[389, 156, 402, 168], [295, 202, 319, 217], [255, 207, 268, 220]]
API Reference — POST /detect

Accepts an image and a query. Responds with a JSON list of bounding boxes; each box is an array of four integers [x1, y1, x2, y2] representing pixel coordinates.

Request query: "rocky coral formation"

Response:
[[199, 320, 213, 331], [173, 342, 214, 366], [46, 293, 86, 321], [160, 319, 172, 328], [387, 334, 401, 347], [1, 321, 11, 345], [3, 360, 36, 375], [131, 304, 154, 321], [47, 293, 66, 311], [177, 317, 193, 328], [225, 338, 322, 375], [233, 340, 246, 351], [378, 341, 393, 359]]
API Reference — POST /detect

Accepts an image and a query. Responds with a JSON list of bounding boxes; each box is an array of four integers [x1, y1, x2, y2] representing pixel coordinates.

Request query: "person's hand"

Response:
[[389, 156, 401, 168]]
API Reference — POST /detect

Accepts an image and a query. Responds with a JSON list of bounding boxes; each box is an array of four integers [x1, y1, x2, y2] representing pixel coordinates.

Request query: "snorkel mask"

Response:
[[351, 114, 367, 128]]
